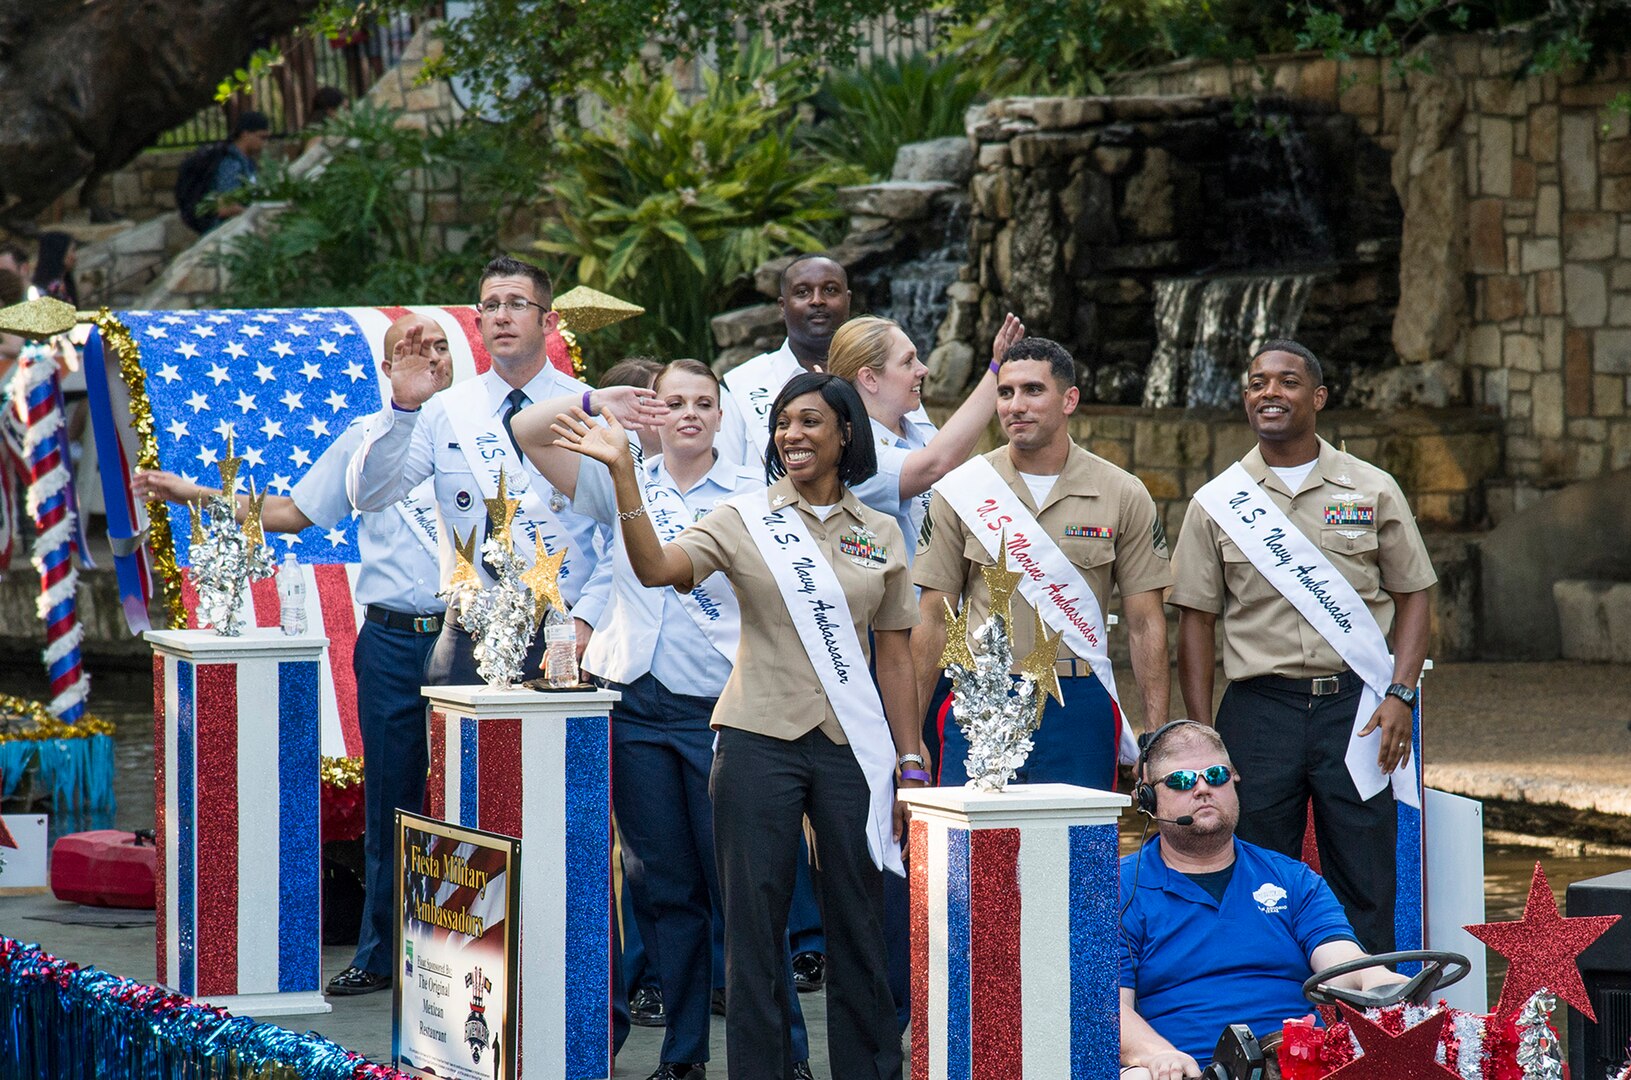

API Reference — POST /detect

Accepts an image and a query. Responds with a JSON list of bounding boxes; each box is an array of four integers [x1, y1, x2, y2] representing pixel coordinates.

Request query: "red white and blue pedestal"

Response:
[[424, 685, 618, 1080], [901, 783, 1130, 1080], [146, 628, 330, 1017]]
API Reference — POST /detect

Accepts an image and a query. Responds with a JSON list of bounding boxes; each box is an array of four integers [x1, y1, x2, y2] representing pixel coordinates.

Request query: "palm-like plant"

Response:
[[533, 48, 862, 361], [802, 53, 987, 179]]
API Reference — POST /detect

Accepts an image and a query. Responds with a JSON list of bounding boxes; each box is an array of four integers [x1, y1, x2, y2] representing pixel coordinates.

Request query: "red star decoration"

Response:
[[1324, 1004, 1458, 1080], [1464, 861, 1620, 1020]]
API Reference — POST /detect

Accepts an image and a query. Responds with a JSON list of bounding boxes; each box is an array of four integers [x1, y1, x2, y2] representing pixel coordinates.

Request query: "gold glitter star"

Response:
[[215, 430, 243, 495], [484, 467, 521, 553], [980, 531, 1024, 623], [242, 482, 267, 548], [188, 500, 206, 545], [448, 526, 479, 592], [521, 543, 567, 628], [1017, 609, 1065, 717], [939, 597, 975, 670]]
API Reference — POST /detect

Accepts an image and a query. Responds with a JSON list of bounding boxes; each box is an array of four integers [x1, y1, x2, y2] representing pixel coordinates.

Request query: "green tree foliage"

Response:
[[802, 54, 988, 179], [532, 49, 863, 361], [215, 104, 535, 307]]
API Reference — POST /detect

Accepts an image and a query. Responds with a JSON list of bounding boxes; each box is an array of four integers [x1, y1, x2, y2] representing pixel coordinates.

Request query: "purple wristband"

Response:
[[989, 358, 1001, 374], [582, 390, 593, 415], [899, 768, 932, 784]]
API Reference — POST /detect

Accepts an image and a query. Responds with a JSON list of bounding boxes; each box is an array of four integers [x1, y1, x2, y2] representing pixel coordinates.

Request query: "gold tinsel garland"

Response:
[[319, 754, 364, 789], [0, 693, 114, 743], [558, 325, 584, 377], [95, 309, 186, 630]]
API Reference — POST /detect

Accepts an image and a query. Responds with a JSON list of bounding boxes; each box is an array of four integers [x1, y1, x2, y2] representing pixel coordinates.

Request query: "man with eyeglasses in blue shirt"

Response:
[[1118, 721, 1403, 1079]]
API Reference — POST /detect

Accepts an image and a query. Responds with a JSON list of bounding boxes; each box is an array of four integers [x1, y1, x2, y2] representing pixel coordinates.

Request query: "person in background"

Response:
[[210, 111, 271, 226], [31, 233, 78, 308], [0, 243, 32, 287]]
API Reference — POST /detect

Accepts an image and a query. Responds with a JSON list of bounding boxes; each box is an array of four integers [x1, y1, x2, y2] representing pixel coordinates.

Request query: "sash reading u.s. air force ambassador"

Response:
[[345, 255, 663, 685]]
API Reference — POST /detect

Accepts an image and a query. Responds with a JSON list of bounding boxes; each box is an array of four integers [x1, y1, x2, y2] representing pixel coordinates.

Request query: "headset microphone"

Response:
[[1150, 814, 1194, 826]]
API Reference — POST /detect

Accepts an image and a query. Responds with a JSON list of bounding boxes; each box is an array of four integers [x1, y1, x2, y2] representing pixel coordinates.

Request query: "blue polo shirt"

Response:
[[1118, 836, 1357, 1066]]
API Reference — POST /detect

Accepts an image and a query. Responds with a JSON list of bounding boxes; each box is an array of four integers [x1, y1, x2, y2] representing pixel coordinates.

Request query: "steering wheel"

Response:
[[1302, 950, 1471, 1010]]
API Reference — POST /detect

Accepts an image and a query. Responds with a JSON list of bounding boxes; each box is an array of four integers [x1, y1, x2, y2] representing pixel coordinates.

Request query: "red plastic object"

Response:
[[50, 830, 157, 909]]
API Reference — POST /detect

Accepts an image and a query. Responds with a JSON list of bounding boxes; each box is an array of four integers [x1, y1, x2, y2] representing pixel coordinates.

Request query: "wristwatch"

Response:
[[1384, 683, 1418, 707], [897, 753, 927, 769]]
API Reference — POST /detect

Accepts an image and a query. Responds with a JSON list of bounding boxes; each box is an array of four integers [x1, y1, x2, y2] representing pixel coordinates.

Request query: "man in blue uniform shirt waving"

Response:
[[1118, 722, 1403, 1079]]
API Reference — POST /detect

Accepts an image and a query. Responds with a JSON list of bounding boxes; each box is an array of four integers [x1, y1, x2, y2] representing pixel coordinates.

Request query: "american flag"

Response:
[[85, 306, 574, 759]]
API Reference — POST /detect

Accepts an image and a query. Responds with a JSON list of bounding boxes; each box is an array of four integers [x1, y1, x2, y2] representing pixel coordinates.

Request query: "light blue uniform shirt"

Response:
[[572, 451, 764, 695], [346, 365, 612, 624], [851, 413, 938, 563], [289, 420, 444, 615]]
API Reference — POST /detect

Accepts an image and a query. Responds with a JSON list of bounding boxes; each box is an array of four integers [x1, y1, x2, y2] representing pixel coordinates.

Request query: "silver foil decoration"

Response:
[[950, 612, 1041, 791], [190, 493, 275, 636], [1513, 990, 1562, 1080], [442, 533, 535, 689]]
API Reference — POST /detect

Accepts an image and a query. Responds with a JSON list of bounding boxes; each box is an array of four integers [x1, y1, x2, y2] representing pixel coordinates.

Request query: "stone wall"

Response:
[[1108, 37, 1631, 518]]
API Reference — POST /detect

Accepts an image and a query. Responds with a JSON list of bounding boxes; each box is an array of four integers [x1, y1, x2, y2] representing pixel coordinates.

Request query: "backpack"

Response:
[[175, 142, 233, 233]]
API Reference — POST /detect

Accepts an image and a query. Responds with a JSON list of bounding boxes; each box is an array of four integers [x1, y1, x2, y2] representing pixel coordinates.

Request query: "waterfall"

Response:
[[869, 198, 968, 359], [1143, 272, 1318, 408]]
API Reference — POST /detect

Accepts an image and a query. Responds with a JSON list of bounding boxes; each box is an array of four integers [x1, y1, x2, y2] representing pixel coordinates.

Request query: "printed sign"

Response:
[[393, 810, 520, 1080], [0, 815, 48, 892]]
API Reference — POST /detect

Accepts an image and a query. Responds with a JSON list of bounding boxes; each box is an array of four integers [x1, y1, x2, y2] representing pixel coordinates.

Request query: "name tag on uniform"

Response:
[[1064, 525, 1114, 539], [839, 526, 889, 568], [1323, 496, 1375, 526]]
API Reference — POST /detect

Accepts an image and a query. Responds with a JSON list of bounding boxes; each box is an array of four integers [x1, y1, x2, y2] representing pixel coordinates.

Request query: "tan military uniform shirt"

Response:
[[1169, 437, 1438, 681], [671, 475, 918, 744], [912, 443, 1173, 660]]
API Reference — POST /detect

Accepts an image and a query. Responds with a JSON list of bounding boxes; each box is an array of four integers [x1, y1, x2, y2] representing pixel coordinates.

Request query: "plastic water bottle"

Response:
[[278, 553, 307, 636], [543, 606, 577, 688]]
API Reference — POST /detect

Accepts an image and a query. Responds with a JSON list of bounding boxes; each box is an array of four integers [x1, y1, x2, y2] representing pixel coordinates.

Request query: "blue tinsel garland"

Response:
[[0, 936, 410, 1080]]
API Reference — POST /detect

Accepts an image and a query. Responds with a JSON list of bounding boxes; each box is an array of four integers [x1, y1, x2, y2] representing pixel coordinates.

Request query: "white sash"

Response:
[[439, 379, 570, 585], [731, 490, 902, 876], [1193, 463, 1416, 806], [722, 348, 792, 459], [635, 478, 739, 661], [936, 456, 1140, 765], [393, 479, 440, 558]]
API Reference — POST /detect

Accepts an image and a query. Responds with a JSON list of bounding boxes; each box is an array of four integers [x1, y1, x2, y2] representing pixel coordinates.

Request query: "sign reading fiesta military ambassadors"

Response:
[[393, 811, 521, 1080]]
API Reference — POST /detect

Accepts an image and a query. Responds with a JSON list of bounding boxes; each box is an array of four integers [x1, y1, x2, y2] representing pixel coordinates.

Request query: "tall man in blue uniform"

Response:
[[1118, 721, 1403, 1078], [134, 311, 455, 997]]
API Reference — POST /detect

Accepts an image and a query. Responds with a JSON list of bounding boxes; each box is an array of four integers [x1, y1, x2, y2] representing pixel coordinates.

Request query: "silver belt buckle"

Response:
[[413, 615, 440, 634], [1310, 674, 1341, 696]]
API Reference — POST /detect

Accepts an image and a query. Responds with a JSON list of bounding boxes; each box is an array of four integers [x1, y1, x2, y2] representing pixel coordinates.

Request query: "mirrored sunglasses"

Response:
[[1159, 764, 1233, 791]]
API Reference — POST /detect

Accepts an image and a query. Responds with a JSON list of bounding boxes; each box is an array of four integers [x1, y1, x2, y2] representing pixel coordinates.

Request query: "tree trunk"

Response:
[[0, 0, 320, 226]]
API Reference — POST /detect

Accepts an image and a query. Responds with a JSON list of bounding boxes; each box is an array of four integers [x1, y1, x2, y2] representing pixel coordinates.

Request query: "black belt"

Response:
[[1241, 670, 1363, 697], [364, 605, 443, 635]]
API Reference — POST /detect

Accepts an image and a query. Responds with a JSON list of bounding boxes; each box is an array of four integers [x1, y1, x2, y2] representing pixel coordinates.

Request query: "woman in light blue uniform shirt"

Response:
[[833, 313, 1024, 560]]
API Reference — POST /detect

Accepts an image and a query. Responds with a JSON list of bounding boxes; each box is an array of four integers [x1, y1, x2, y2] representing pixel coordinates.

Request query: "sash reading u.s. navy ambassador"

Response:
[[345, 256, 658, 684], [1169, 339, 1436, 955]]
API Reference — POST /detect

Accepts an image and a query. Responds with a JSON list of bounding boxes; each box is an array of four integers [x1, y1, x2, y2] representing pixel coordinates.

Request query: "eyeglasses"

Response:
[[478, 298, 546, 315], [1158, 764, 1233, 791]]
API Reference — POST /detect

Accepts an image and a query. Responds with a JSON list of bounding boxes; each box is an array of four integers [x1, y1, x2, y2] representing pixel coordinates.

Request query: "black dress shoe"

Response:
[[643, 1064, 705, 1080], [792, 1062, 814, 1080], [326, 966, 391, 996], [791, 951, 826, 993], [629, 984, 666, 1027], [710, 987, 726, 1016]]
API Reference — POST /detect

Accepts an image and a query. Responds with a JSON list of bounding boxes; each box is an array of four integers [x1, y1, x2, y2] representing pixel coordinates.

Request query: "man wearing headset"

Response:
[[1118, 721, 1404, 1080]]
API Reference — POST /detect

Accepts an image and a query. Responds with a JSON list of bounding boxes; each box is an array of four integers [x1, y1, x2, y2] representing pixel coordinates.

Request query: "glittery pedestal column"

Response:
[[424, 685, 619, 1080], [901, 783, 1130, 1080], [146, 628, 331, 1018]]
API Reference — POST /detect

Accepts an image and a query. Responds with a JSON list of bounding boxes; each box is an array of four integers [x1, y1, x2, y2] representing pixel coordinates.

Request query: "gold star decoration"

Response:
[[550, 285, 646, 333], [1017, 609, 1065, 718], [521, 543, 568, 628], [448, 526, 480, 592], [187, 500, 206, 545], [242, 482, 267, 548], [939, 597, 975, 670], [980, 532, 1024, 622], [484, 467, 521, 553], [215, 430, 244, 496]]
